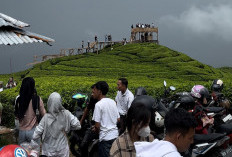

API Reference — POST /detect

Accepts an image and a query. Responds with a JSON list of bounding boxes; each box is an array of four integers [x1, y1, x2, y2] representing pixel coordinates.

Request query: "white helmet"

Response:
[[155, 111, 164, 128]]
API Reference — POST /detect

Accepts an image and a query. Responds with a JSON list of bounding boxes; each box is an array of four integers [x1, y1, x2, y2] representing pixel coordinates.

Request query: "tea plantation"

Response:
[[1, 42, 232, 127]]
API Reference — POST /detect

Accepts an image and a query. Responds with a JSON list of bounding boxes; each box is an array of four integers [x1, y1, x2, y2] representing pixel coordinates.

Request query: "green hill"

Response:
[[1, 42, 232, 127]]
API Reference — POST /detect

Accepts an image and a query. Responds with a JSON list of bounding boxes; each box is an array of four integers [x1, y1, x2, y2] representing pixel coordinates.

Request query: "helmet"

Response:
[[0, 145, 28, 157], [132, 95, 157, 111], [135, 87, 147, 98], [132, 95, 158, 131], [191, 85, 210, 99], [155, 111, 164, 127], [176, 95, 195, 110], [211, 79, 223, 92]]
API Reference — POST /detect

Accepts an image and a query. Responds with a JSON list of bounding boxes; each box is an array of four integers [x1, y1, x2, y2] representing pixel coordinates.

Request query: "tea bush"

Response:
[[1, 43, 232, 127]]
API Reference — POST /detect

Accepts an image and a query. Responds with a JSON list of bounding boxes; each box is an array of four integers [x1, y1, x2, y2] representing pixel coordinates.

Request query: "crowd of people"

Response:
[[131, 23, 155, 29], [0, 77, 228, 157]]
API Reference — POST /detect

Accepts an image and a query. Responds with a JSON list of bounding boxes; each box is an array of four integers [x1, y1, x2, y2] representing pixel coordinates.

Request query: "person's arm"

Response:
[[69, 110, 81, 130], [5, 83, 9, 88], [92, 103, 101, 133], [93, 122, 100, 133], [31, 116, 46, 152], [39, 97, 46, 117], [127, 94, 134, 109], [80, 107, 89, 125], [33, 116, 45, 140]]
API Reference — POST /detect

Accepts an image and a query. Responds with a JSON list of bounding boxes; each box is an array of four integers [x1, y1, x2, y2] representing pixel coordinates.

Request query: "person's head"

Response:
[[191, 85, 210, 105], [47, 92, 64, 116], [17, 77, 35, 119], [0, 81, 3, 88], [211, 79, 223, 92], [126, 101, 151, 139], [164, 108, 197, 153], [117, 78, 128, 92], [9, 77, 13, 82], [91, 81, 109, 100]]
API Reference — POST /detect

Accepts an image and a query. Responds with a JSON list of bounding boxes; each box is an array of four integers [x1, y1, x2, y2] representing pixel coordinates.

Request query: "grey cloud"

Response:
[[160, 4, 232, 41]]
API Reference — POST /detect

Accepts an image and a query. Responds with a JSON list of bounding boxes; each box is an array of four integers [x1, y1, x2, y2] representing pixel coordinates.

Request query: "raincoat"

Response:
[[32, 92, 81, 157]]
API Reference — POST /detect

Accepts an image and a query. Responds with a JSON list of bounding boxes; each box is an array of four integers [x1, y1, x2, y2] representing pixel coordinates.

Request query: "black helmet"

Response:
[[176, 95, 195, 110], [132, 95, 158, 131], [135, 87, 147, 98], [132, 95, 157, 111], [211, 79, 223, 92]]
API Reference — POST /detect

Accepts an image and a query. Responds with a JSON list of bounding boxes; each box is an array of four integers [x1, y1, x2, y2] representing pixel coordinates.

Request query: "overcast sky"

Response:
[[0, 0, 232, 74]]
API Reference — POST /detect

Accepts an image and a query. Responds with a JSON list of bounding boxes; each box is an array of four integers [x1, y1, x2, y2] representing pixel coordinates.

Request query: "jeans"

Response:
[[18, 127, 36, 144], [99, 139, 115, 157]]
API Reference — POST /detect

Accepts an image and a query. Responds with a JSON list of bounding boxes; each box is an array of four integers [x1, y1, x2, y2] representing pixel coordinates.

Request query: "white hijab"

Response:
[[44, 92, 71, 140]]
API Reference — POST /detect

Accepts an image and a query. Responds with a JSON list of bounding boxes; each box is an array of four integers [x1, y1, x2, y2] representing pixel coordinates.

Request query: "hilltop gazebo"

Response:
[[130, 25, 158, 44]]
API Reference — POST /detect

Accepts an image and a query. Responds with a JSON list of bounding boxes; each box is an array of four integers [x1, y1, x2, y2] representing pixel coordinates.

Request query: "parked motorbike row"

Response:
[[69, 80, 232, 157], [150, 80, 232, 157]]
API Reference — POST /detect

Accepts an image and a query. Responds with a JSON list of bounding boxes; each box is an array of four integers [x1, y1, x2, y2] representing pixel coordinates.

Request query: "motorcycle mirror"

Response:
[[164, 80, 167, 87], [170, 86, 176, 91]]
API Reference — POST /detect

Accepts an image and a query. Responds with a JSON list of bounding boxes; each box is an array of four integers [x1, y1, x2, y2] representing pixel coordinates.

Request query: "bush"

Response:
[[1, 43, 232, 127]]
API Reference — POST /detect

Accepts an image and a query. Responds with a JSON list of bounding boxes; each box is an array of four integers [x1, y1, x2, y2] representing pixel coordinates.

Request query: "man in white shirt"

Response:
[[92, 81, 120, 157], [135, 108, 197, 157], [115, 78, 134, 134]]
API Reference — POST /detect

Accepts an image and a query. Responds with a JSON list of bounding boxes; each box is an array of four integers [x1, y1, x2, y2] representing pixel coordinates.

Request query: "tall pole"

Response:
[[10, 58, 12, 74]]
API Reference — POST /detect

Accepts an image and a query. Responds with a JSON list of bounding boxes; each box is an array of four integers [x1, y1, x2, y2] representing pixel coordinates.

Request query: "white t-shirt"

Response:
[[0, 88, 3, 92], [134, 139, 182, 157], [115, 89, 134, 115], [92, 98, 120, 142]]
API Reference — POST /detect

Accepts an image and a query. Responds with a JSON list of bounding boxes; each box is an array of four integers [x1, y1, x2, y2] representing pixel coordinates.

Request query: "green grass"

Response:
[[1, 42, 232, 127]]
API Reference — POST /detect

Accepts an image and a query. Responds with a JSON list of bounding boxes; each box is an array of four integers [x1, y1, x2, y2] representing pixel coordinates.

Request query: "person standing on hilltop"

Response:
[[95, 35, 98, 42], [14, 77, 46, 144], [82, 40, 84, 48], [115, 78, 134, 134]]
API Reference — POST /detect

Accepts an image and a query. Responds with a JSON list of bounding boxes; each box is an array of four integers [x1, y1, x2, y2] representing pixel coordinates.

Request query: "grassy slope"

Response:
[[2, 42, 232, 128], [2, 42, 232, 146], [1, 43, 232, 103]]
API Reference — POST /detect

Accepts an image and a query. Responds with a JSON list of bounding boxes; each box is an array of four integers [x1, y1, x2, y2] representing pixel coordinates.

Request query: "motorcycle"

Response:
[[69, 93, 99, 157], [154, 81, 176, 139], [190, 133, 232, 157]]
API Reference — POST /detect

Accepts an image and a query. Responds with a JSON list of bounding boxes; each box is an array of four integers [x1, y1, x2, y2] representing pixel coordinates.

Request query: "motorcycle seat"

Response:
[[216, 123, 232, 134], [194, 133, 226, 144], [204, 107, 224, 113]]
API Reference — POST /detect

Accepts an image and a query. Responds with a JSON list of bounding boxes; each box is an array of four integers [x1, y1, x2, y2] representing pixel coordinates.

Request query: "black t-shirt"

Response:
[[86, 97, 98, 111]]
